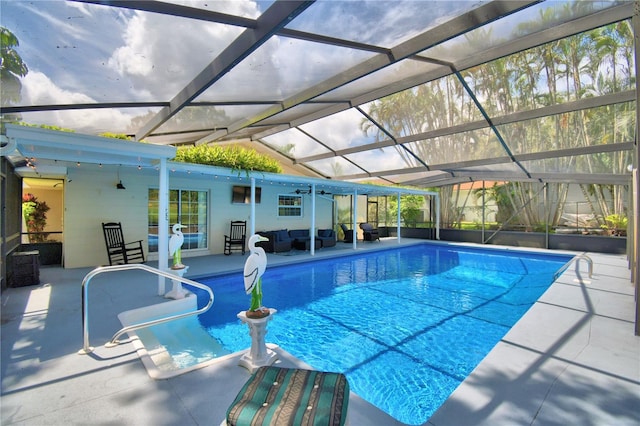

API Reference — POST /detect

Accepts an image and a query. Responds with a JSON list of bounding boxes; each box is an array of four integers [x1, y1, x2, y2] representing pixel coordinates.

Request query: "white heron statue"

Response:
[[244, 234, 269, 315], [169, 223, 187, 269]]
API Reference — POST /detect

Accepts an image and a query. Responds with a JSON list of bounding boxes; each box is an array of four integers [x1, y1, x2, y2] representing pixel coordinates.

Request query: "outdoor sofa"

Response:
[[288, 229, 321, 250], [256, 228, 335, 252], [256, 230, 293, 253]]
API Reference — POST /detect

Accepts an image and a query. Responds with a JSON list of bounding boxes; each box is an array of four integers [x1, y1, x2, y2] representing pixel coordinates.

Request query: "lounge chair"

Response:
[[226, 366, 349, 426], [359, 223, 379, 241], [339, 224, 353, 243]]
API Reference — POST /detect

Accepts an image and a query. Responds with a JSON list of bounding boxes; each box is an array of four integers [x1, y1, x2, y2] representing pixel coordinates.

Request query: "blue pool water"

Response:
[[189, 243, 571, 425]]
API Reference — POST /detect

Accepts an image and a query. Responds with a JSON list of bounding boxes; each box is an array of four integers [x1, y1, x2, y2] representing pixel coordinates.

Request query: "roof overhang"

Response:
[[166, 161, 437, 197], [1, 124, 435, 197], [2, 124, 177, 170]]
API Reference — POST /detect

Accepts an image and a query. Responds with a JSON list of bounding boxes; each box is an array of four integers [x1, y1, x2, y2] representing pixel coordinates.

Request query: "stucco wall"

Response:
[[63, 166, 334, 268]]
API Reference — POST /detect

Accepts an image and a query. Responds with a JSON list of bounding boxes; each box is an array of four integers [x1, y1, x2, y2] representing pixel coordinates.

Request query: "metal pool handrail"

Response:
[[554, 253, 593, 281], [78, 263, 214, 355]]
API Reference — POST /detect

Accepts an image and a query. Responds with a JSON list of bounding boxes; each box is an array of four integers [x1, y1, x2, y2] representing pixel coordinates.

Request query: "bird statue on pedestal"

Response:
[[169, 223, 186, 269], [244, 234, 269, 318]]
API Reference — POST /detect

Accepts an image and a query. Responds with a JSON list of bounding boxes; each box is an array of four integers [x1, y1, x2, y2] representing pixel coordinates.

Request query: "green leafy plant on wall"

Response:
[[174, 145, 282, 174], [22, 193, 50, 242], [10, 122, 76, 133], [98, 132, 133, 140]]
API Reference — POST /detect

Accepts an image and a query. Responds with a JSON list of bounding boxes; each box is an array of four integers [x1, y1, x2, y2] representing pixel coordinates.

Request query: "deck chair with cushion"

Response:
[[102, 222, 145, 265], [224, 221, 247, 255], [339, 224, 353, 243], [226, 366, 349, 426], [359, 223, 380, 242], [317, 229, 337, 248]]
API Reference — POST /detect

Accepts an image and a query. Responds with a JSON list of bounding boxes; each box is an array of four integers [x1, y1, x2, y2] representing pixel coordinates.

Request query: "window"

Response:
[[232, 186, 261, 204], [278, 194, 303, 217], [148, 189, 208, 252]]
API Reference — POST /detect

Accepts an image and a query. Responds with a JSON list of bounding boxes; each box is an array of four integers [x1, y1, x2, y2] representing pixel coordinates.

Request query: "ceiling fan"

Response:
[[292, 186, 332, 195]]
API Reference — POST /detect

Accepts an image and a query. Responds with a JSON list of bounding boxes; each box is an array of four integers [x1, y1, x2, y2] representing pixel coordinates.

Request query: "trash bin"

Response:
[[10, 251, 40, 287]]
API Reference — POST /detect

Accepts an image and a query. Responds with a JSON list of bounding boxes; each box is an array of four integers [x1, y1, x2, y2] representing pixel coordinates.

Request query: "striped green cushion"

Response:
[[226, 366, 349, 426]]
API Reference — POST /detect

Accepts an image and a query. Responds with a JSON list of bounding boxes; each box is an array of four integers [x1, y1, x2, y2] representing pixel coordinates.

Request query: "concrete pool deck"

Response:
[[1, 239, 638, 425]]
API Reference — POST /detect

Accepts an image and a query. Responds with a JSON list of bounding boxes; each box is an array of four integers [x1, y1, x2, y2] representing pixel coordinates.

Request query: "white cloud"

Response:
[[106, 1, 260, 101], [21, 72, 138, 133], [23, 72, 95, 105], [108, 14, 154, 77]]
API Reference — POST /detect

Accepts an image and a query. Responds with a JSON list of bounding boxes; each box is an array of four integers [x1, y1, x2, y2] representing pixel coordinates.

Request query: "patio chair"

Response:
[[224, 221, 247, 255], [226, 366, 349, 426], [359, 223, 380, 241], [339, 223, 353, 243], [317, 229, 337, 248], [101, 222, 145, 266]]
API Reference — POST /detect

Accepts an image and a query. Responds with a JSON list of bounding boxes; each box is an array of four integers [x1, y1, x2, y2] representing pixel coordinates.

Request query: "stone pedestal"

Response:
[[164, 266, 190, 299], [237, 308, 278, 372]]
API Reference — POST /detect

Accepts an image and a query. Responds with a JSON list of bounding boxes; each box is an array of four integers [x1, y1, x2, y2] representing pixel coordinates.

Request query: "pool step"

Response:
[[118, 296, 230, 378]]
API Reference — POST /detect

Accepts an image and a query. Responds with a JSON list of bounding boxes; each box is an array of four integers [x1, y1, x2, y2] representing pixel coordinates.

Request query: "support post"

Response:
[[311, 183, 316, 255], [352, 190, 358, 250], [250, 177, 256, 236], [158, 158, 169, 295], [397, 190, 402, 243], [633, 1, 639, 335]]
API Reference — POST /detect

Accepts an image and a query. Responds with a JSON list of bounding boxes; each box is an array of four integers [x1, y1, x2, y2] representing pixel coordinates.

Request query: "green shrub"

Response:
[[174, 145, 282, 173], [98, 132, 133, 140]]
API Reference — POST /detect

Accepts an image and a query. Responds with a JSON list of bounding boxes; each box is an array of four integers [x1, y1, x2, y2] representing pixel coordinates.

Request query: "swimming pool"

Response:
[[188, 243, 572, 425]]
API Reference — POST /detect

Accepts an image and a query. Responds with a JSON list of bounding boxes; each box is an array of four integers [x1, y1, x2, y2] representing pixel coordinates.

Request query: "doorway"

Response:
[[21, 178, 64, 265]]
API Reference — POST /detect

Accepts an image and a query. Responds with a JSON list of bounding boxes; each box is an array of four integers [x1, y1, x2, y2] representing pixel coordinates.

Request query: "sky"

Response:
[[1, 0, 619, 178], [1, 0, 478, 136]]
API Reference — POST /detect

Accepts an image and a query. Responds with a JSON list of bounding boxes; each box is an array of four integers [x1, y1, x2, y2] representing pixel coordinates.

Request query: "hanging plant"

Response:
[[22, 193, 50, 242]]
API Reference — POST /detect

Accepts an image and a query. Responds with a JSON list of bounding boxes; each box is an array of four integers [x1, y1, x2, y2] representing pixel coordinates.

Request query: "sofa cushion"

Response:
[[318, 229, 332, 237], [226, 366, 349, 426], [276, 229, 290, 242], [289, 229, 309, 239]]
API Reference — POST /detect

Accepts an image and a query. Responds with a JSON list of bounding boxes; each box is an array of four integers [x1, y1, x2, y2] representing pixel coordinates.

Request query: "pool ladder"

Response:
[[78, 263, 214, 355], [553, 253, 593, 281]]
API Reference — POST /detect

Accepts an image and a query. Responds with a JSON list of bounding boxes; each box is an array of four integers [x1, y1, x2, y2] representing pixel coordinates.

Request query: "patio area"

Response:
[[1, 239, 638, 425]]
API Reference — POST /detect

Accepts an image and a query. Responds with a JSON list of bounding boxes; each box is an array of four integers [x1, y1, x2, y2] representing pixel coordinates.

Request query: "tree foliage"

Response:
[[1, 26, 28, 105], [363, 14, 634, 229], [385, 194, 426, 227]]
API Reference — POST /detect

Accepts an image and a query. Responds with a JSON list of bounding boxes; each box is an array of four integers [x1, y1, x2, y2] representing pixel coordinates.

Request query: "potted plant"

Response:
[[21, 193, 62, 265], [603, 214, 628, 237], [22, 193, 50, 242]]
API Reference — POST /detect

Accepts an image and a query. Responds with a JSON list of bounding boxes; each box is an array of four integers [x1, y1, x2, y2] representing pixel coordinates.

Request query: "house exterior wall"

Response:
[[64, 166, 150, 268], [63, 167, 334, 268]]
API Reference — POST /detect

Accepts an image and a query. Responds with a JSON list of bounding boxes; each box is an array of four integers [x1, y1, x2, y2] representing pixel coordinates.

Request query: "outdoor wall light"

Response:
[[116, 165, 126, 189]]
